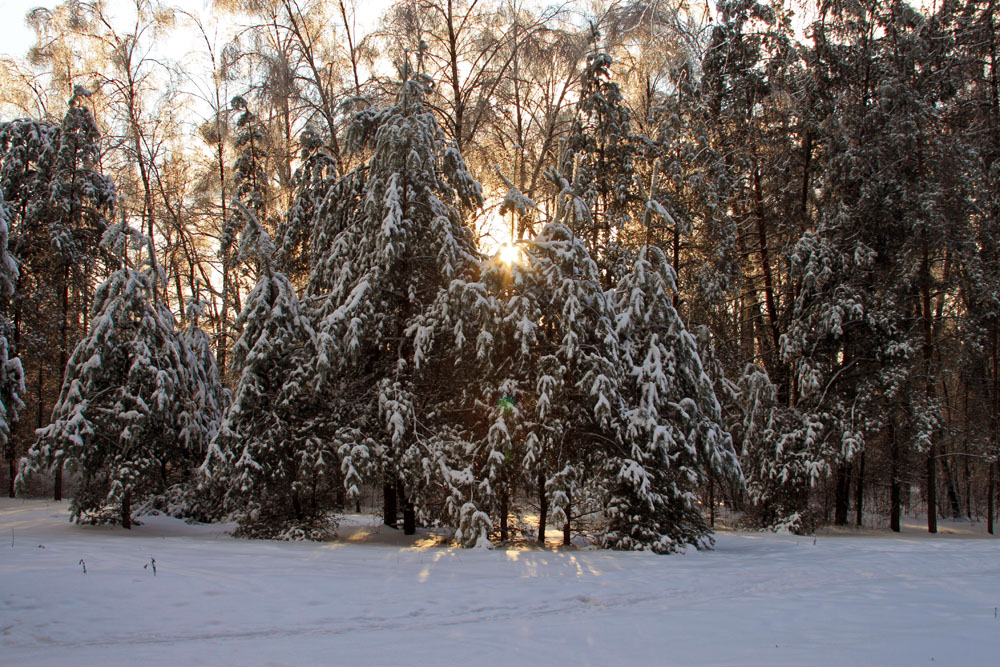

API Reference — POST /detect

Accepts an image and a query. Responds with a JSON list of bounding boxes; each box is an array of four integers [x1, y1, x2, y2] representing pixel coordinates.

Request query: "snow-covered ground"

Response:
[[2, 499, 997, 666]]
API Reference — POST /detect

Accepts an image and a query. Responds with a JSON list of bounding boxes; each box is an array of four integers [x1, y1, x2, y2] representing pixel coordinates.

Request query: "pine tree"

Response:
[[416, 216, 621, 547], [0, 96, 115, 501], [560, 39, 640, 286], [202, 204, 335, 538], [607, 245, 741, 551], [169, 287, 228, 519], [218, 95, 272, 374], [274, 125, 338, 285], [18, 225, 196, 528], [0, 192, 25, 497], [306, 69, 482, 529]]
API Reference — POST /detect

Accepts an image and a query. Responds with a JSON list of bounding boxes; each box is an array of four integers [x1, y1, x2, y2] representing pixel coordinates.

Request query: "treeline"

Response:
[[0, 0, 998, 541]]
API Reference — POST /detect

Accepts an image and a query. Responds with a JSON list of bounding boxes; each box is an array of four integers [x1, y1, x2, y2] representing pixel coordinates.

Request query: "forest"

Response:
[[0, 0, 998, 550]]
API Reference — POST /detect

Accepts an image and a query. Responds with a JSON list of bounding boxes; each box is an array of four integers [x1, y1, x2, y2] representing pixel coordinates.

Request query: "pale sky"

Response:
[[2, 0, 56, 59], [0, 0, 220, 60]]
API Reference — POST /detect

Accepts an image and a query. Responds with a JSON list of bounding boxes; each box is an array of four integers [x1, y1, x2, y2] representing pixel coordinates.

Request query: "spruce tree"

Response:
[[202, 204, 334, 538], [414, 218, 622, 547], [608, 246, 741, 551], [306, 69, 482, 528], [560, 40, 640, 286], [19, 225, 197, 528], [0, 192, 25, 497], [0, 96, 115, 501]]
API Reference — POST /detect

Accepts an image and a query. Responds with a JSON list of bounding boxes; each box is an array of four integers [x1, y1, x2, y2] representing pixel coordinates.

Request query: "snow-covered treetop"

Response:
[[308, 70, 482, 373]]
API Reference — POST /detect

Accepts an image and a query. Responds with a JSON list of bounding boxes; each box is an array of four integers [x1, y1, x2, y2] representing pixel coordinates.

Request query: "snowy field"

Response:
[[2, 499, 998, 666]]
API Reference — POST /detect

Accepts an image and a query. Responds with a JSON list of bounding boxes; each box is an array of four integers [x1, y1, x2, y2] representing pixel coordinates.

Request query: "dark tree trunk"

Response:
[[383, 482, 397, 528], [121, 489, 131, 529], [398, 483, 415, 535], [926, 449, 938, 534], [709, 477, 716, 528], [9, 302, 21, 498], [942, 459, 962, 519], [499, 486, 509, 543], [890, 422, 901, 533], [855, 452, 866, 527], [834, 463, 850, 526], [54, 265, 71, 503], [920, 239, 937, 535], [963, 452, 972, 520], [988, 460, 995, 536], [403, 502, 415, 536], [562, 491, 571, 546], [537, 471, 547, 547]]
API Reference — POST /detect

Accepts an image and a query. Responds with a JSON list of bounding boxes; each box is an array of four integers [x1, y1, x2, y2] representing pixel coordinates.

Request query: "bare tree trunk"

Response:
[[537, 471, 547, 547], [121, 488, 131, 529], [890, 421, 901, 533], [855, 452, 865, 527], [942, 458, 962, 519], [921, 240, 937, 534], [403, 501, 415, 536], [926, 450, 938, 534], [963, 448, 972, 519], [834, 463, 850, 526], [383, 482, 397, 528], [499, 485, 509, 543], [988, 460, 995, 535], [54, 265, 71, 502], [7, 435, 16, 498], [562, 490, 571, 546]]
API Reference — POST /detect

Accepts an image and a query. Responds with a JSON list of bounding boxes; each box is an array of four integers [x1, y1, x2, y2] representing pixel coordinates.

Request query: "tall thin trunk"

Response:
[[537, 470, 547, 547], [890, 421, 901, 533], [988, 460, 995, 535], [855, 452, 865, 527], [383, 482, 397, 528], [338, 0, 362, 98], [963, 441, 972, 520], [751, 166, 781, 360], [834, 463, 850, 526], [7, 299, 21, 498], [500, 485, 509, 543], [991, 322, 998, 534], [921, 240, 937, 534], [54, 265, 71, 502], [214, 104, 229, 373], [121, 488, 132, 529], [942, 458, 962, 519], [562, 490, 571, 547]]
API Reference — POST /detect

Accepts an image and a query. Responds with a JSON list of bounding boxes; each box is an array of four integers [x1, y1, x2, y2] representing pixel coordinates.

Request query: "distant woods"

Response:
[[1, 0, 999, 541]]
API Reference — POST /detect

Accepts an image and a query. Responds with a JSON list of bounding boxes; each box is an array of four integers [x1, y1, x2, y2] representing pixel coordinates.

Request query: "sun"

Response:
[[497, 243, 521, 265]]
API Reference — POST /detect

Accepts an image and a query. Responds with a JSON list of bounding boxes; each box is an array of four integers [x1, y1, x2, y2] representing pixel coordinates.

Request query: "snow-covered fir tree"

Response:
[[305, 68, 482, 528], [202, 204, 336, 538], [274, 125, 339, 285], [218, 95, 272, 374], [414, 215, 622, 547], [0, 94, 116, 500], [0, 192, 24, 496], [18, 224, 200, 528], [169, 286, 228, 519], [560, 41, 639, 287], [608, 245, 741, 551]]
